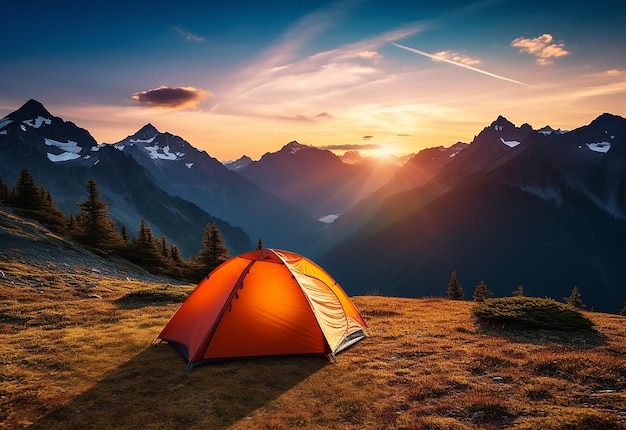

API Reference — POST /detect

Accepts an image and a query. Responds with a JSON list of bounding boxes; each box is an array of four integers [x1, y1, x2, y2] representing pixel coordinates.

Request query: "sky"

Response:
[[1, 0, 626, 161]]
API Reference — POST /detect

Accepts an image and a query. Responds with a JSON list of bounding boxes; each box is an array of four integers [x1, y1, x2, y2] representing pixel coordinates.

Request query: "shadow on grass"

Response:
[[113, 290, 190, 309], [32, 344, 328, 429], [478, 325, 609, 348]]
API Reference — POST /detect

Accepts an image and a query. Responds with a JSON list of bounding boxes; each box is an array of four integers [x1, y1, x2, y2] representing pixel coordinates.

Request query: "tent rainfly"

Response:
[[154, 248, 367, 373]]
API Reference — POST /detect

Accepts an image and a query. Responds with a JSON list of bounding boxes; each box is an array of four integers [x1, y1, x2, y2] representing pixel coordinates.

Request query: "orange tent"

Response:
[[155, 249, 367, 372]]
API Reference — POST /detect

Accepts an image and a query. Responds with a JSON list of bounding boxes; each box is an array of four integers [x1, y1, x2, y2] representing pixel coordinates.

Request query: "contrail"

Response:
[[392, 42, 530, 87]]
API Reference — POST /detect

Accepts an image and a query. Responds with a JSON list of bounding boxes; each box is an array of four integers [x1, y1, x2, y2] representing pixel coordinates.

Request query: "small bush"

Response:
[[472, 297, 593, 331]]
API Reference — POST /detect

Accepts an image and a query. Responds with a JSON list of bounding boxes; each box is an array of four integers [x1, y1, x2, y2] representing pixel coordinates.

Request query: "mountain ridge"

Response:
[[317, 112, 626, 313], [0, 100, 252, 258]]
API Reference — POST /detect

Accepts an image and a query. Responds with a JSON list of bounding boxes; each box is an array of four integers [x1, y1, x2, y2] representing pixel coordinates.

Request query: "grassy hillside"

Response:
[[2, 255, 625, 429]]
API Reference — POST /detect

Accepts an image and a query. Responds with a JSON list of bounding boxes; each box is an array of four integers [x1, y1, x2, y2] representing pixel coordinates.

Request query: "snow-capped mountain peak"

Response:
[[108, 125, 196, 164], [282, 140, 310, 155], [0, 99, 54, 135]]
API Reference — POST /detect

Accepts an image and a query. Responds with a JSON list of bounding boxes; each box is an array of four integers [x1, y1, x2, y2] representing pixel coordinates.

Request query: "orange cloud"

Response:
[[131, 86, 210, 108], [433, 50, 481, 66], [511, 34, 570, 65]]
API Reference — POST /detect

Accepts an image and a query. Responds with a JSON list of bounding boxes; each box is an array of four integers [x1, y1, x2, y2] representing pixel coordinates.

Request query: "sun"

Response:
[[375, 146, 397, 159]]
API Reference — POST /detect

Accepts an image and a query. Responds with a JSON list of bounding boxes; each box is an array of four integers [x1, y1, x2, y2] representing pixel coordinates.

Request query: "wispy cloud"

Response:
[[132, 86, 210, 108], [211, 1, 424, 119], [511, 34, 569, 65], [392, 42, 530, 86], [173, 25, 205, 42]]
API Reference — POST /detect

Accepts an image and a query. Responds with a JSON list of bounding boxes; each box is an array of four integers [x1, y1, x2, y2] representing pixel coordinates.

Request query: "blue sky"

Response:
[[2, 0, 625, 160]]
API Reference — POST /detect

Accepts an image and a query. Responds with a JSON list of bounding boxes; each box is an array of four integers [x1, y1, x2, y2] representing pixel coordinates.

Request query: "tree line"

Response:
[[0, 168, 233, 282], [445, 269, 626, 315]]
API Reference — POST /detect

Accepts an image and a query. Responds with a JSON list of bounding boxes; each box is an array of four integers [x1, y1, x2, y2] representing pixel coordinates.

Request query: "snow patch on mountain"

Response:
[[23, 116, 51, 128], [44, 138, 82, 162], [145, 144, 183, 160], [185, 163, 193, 169], [586, 142, 611, 153], [500, 137, 521, 148], [319, 214, 340, 223], [130, 135, 157, 144], [0, 118, 13, 130]]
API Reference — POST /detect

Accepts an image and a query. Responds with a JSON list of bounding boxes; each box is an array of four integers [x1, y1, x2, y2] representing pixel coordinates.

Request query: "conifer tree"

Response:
[[127, 218, 167, 269], [9, 169, 66, 233], [256, 237, 264, 250], [120, 224, 129, 242], [12, 168, 42, 210], [198, 221, 230, 272], [473, 280, 493, 302], [446, 271, 464, 300], [620, 302, 626, 316], [135, 218, 156, 249], [564, 286, 586, 309], [159, 236, 171, 259], [38, 189, 67, 234], [74, 178, 122, 254], [513, 285, 525, 297], [170, 244, 185, 265]]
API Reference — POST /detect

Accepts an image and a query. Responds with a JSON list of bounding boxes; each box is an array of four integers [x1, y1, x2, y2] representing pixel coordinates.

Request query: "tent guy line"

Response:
[[391, 42, 531, 87]]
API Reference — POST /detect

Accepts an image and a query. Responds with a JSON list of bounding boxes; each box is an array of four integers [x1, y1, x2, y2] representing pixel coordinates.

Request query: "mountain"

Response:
[[0, 99, 252, 257], [238, 141, 401, 219], [322, 142, 468, 245], [107, 127, 324, 254], [317, 113, 626, 313], [223, 155, 253, 171]]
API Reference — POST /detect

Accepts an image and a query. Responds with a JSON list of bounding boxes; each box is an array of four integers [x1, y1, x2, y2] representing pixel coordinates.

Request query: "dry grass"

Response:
[[2, 263, 626, 429]]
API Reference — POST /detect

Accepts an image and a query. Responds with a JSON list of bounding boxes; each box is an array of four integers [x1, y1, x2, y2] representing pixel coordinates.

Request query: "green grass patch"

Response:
[[472, 297, 594, 331]]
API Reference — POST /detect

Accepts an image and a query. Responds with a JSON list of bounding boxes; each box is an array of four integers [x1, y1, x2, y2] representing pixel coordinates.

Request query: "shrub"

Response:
[[472, 297, 594, 331]]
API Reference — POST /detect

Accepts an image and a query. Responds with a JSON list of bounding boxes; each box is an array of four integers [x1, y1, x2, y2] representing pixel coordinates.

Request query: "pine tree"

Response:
[[135, 218, 156, 249], [170, 245, 185, 265], [513, 285, 524, 297], [446, 271, 464, 300], [198, 221, 230, 272], [620, 302, 626, 316], [74, 178, 122, 254], [256, 237, 264, 250], [38, 189, 67, 234], [12, 168, 42, 210], [473, 280, 493, 302], [9, 169, 66, 234], [127, 218, 167, 270], [564, 286, 586, 309], [120, 224, 129, 242], [159, 236, 171, 259]]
